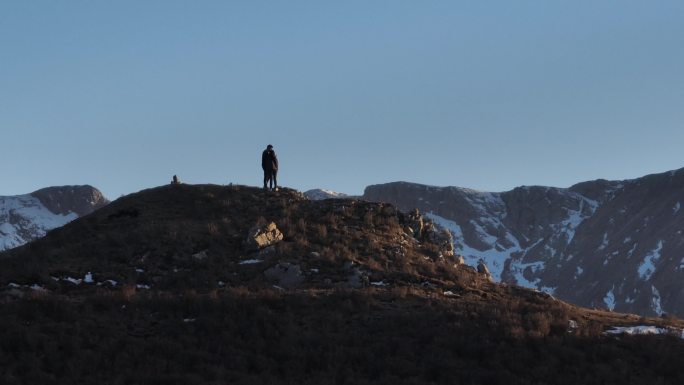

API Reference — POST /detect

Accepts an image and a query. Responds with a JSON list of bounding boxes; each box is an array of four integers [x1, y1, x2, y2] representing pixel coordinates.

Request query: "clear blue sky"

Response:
[[2, 1, 683, 199]]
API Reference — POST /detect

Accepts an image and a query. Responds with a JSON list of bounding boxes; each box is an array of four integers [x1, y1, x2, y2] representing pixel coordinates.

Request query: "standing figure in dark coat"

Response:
[[261, 144, 279, 191]]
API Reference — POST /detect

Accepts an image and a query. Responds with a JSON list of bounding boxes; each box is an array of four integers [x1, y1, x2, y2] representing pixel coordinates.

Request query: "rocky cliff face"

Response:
[[363, 168, 684, 317], [0, 185, 108, 251]]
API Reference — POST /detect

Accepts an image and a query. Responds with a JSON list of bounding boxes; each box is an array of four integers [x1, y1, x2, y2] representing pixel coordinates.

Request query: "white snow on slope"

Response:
[[425, 191, 599, 292], [651, 285, 663, 315], [64, 277, 82, 285], [304, 189, 349, 200], [427, 212, 552, 293], [606, 325, 680, 337], [0, 194, 78, 251], [597, 232, 609, 251], [426, 213, 514, 282], [552, 194, 599, 245], [509, 261, 546, 290], [239, 259, 263, 265], [627, 242, 638, 257], [637, 241, 664, 280], [604, 286, 616, 311], [674, 202, 681, 214]]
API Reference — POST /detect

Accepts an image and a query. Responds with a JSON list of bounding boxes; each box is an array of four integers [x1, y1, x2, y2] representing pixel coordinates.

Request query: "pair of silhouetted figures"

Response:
[[170, 144, 279, 190], [261, 144, 279, 192]]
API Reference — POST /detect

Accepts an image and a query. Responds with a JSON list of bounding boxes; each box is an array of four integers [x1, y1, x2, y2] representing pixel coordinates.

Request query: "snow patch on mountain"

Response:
[[651, 285, 663, 315], [597, 233, 609, 251], [426, 213, 516, 282], [606, 325, 680, 337], [469, 220, 498, 246], [427, 212, 552, 292], [304, 189, 350, 200], [425, 192, 598, 293], [637, 241, 664, 280], [604, 286, 616, 311], [510, 261, 546, 290], [558, 197, 599, 244], [0, 195, 78, 251], [627, 242, 638, 257]]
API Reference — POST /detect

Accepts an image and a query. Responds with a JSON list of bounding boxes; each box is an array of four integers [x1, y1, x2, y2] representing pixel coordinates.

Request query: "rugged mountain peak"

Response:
[[31, 185, 109, 216], [362, 167, 684, 317], [304, 188, 350, 200], [0, 185, 108, 251]]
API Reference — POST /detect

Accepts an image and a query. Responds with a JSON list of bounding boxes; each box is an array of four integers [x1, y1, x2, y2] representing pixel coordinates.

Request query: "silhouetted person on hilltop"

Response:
[[262, 144, 279, 191], [171, 175, 181, 185]]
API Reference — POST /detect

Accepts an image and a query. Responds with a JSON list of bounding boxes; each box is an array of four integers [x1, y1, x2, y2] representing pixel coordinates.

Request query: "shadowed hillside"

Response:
[[1, 184, 684, 384]]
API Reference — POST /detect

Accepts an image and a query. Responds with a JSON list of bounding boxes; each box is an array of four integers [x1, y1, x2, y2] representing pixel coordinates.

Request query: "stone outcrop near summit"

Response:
[[363, 168, 684, 317]]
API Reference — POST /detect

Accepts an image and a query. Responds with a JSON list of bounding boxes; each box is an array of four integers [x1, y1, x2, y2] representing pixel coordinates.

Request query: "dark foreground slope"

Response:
[[1, 184, 684, 385]]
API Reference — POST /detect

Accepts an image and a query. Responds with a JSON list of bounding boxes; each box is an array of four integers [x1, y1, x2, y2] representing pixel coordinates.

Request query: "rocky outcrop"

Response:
[[477, 260, 493, 282], [400, 208, 455, 259], [362, 168, 684, 317], [245, 222, 284, 251], [1, 185, 108, 251], [264, 262, 303, 289]]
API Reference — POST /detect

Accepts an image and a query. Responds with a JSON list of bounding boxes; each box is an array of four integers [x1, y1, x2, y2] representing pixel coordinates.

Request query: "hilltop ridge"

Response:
[[2, 184, 684, 384], [0, 184, 474, 294]]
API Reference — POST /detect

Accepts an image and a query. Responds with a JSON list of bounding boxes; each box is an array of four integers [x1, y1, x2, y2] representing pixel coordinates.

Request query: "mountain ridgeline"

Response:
[[363, 168, 684, 317], [0, 185, 108, 251], [2, 184, 684, 383]]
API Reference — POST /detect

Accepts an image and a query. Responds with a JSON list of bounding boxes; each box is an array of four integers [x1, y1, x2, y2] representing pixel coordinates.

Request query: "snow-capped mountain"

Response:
[[304, 189, 350, 200], [0, 185, 108, 251], [363, 168, 684, 317]]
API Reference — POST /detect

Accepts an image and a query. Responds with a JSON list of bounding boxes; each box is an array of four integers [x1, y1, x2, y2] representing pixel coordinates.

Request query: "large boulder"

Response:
[[343, 268, 368, 288], [477, 260, 493, 282], [424, 224, 455, 257], [405, 209, 424, 237], [245, 222, 283, 251], [264, 263, 303, 289]]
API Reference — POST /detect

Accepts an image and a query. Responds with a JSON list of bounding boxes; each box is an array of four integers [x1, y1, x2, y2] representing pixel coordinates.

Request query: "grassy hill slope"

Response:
[[1, 184, 683, 384]]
